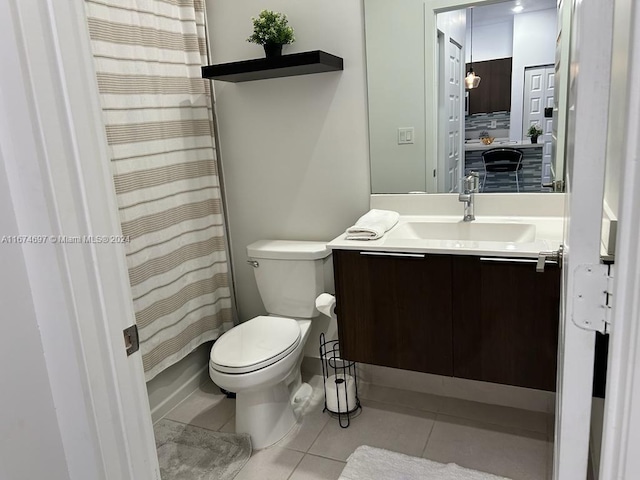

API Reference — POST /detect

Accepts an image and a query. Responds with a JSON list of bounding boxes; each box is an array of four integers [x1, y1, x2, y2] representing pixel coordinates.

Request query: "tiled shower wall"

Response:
[[465, 111, 511, 140]]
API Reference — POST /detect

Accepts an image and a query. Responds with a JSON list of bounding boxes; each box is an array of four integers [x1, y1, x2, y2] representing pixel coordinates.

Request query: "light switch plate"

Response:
[[398, 127, 415, 144]]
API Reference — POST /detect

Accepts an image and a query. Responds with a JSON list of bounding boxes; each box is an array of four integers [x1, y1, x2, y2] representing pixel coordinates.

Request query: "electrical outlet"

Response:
[[398, 127, 415, 144], [490, 120, 497, 128]]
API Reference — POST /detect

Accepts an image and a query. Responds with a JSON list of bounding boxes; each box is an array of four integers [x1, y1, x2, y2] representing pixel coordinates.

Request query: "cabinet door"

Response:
[[452, 256, 560, 391], [333, 250, 453, 376], [467, 57, 512, 114]]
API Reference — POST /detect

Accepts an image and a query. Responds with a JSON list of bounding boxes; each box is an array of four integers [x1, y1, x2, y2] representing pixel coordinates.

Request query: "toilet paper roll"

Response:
[[325, 374, 357, 413], [315, 293, 336, 318]]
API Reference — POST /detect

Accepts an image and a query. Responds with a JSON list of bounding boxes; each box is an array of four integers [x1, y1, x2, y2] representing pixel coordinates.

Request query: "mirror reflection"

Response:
[[365, 0, 560, 194]]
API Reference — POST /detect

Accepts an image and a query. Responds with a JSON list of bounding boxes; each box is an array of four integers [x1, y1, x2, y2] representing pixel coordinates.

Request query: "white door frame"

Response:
[[598, 0, 640, 476], [2, 1, 159, 479], [554, 0, 614, 476]]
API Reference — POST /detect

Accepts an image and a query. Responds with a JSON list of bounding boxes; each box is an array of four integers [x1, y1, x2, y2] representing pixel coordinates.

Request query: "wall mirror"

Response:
[[365, 0, 565, 194]]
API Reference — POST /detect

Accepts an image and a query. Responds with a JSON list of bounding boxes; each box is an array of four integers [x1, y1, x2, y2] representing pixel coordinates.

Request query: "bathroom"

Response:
[[2, 0, 640, 480]]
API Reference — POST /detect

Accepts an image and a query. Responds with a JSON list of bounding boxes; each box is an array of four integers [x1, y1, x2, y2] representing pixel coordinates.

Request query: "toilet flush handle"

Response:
[[247, 260, 259, 268]]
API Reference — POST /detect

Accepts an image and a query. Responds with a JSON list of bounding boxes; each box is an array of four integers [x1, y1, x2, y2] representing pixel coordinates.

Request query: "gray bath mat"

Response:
[[339, 445, 510, 480], [154, 418, 251, 480]]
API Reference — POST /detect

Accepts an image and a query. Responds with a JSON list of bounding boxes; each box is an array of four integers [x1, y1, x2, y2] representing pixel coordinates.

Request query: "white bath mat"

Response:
[[339, 445, 511, 480]]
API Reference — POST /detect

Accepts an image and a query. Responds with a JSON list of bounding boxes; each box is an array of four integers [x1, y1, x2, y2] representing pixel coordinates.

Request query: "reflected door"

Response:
[[445, 38, 463, 193], [523, 65, 555, 185]]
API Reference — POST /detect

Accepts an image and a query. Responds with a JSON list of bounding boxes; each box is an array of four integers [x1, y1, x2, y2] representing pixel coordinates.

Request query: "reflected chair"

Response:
[[480, 148, 524, 192]]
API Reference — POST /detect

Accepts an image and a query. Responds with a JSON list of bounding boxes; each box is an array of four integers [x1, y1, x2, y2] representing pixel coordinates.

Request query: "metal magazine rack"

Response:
[[319, 333, 361, 427]]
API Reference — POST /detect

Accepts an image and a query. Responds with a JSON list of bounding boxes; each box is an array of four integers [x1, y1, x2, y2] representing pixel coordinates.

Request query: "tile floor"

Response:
[[160, 376, 554, 480]]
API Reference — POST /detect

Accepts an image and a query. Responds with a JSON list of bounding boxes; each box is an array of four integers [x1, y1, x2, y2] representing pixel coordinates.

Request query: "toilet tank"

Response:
[[247, 240, 332, 319]]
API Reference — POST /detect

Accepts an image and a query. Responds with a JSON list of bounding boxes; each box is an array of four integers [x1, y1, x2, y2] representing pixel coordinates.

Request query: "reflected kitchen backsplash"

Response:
[[465, 111, 510, 140]]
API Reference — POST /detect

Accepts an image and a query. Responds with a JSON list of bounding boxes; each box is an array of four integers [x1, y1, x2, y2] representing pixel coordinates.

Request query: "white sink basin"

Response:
[[387, 221, 536, 243]]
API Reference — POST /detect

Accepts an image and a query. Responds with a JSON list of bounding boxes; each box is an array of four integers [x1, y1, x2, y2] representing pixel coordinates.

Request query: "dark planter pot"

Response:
[[263, 43, 283, 59], [531, 136, 539, 144]]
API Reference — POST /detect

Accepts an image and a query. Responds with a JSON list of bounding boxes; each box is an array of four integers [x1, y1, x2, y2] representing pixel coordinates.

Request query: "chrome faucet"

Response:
[[459, 171, 479, 222]]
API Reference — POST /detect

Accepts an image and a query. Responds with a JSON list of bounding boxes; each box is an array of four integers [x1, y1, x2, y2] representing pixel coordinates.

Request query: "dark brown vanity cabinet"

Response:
[[333, 250, 561, 391], [332, 250, 453, 376]]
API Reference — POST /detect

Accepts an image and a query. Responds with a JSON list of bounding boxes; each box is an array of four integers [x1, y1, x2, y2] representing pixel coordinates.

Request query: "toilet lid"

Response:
[[210, 316, 301, 374]]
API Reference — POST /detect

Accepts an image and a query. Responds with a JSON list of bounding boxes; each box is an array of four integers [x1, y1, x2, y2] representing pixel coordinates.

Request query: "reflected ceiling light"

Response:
[[465, 8, 481, 89], [512, 5, 524, 13]]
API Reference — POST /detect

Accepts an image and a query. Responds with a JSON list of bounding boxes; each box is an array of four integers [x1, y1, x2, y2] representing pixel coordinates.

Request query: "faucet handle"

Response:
[[464, 171, 479, 192]]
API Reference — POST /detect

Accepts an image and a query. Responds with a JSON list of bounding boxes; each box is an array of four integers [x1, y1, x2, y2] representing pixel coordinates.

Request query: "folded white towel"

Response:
[[345, 209, 399, 240]]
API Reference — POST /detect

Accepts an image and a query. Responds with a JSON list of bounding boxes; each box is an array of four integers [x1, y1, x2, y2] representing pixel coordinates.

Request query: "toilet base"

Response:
[[235, 381, 297, 450]]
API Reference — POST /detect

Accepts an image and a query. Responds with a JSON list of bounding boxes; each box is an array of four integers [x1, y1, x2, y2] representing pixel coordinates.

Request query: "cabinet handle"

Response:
[[360, 251, 425, 258], [479, 257, 538, 264]]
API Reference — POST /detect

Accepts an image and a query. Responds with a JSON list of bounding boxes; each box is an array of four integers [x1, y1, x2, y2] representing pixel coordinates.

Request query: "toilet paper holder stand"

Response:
[[319, 333, 361, 428]]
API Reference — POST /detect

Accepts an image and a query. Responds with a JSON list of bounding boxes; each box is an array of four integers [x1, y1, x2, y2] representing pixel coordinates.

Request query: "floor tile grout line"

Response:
[[301, 409, 333, 455], [303, 452, 347, 464], [290, 449, 347, 465], [158, 416, 234, 435], [216, 413, 235, 432], [420, 415, 438, 458], [284, 452, 307, 480]]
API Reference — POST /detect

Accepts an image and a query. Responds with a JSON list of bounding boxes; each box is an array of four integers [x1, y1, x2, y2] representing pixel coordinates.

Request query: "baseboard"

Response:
[[361, 363, 554, 413], [302, 355, 323, 377], [302, 356, 555, 413], [149, 365, 209, 423]]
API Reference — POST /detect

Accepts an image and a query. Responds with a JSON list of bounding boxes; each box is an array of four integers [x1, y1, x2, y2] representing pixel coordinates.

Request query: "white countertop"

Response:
[[464, 140, 543, 151], [327, 194, 565, 259], [328, 215, 562, 258]]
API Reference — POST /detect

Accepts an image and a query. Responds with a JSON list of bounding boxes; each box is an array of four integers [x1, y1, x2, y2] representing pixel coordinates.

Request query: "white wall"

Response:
[[465, 20, 513, 63], [511, 9, 557, 140], [366, 0, 426, 193], [206, 0, 371, 322], [0, 153, 71, 480]]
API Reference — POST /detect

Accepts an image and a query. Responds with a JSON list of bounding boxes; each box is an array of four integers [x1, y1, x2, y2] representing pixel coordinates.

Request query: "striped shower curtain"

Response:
[[84, 0, 233, 381]]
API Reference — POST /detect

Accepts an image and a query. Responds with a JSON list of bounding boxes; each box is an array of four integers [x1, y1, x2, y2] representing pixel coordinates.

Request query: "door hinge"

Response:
[[123, 324, 139, 356], [572, 263, 614, 334]]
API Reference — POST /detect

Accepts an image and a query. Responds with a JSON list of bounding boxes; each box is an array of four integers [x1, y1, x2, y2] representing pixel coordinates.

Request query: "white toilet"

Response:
[[209, 239, 332, 449]]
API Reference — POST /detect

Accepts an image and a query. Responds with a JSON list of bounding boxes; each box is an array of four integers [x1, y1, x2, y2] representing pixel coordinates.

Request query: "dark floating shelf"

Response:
[[201, 50, 343, 83]]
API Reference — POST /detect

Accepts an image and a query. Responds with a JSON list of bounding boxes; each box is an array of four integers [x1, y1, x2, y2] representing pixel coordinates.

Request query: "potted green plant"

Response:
[[247, 10, 295, 58], [526, 124, 543, 143]]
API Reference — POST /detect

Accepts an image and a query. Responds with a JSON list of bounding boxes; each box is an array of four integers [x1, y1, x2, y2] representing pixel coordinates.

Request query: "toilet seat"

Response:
[[210, 315, 301, 374]]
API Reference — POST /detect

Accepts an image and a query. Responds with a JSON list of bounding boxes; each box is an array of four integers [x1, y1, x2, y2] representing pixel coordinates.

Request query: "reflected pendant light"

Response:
[[465, 8, 481, 89]]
